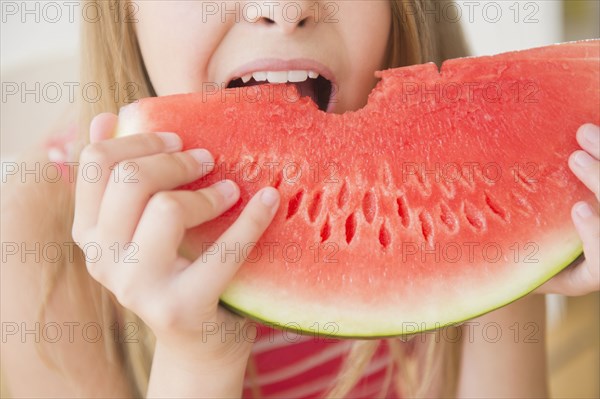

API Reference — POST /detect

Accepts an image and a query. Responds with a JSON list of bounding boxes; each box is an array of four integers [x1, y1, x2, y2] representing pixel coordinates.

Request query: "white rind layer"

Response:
[[115, 104, 145, 137], [220, 229, 581, 337]]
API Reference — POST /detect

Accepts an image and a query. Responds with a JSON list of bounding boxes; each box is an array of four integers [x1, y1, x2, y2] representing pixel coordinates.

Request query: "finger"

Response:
[[537, 259, 598, 296], [97, 149, 215, 243], [72, 131, 183, 241], [181, 187, 280, 300], [536, 202, 600, 296], [569, 150, 600, 201], [572, 201, 600, 277], [72, 113, 117, 240], [90, 113, 118, 143], [132, 180, 240, 268], [576, 123, 600, 160]]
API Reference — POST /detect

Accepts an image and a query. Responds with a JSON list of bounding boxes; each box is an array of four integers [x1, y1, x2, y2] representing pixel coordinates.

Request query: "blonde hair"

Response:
[[11, 0, 470, 397]]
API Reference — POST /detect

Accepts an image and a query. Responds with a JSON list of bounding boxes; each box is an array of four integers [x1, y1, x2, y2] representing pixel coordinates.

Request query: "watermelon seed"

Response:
[[286, 190, 304, 220], [320, 216, 331, 242], [337, 180, 349, 209], [463, 201, 487, 232], [511, 191, 534, 216], [414, 171, 432, 197], [308, 191, 324, 223], [404, 171, 431, 197], [456, 168, 476, 192], [439, 179, 456, 200], [381, 161, 394, 188], [345, 213, 357, 244], [379, 222, 391, 248], [484, 192, 508, 221], [516, 170, 537, 192], [272, 171, 283, 189], [396, 196, 411, 228], [439, 202, 458, 233], [419, 211, 434, 246], [362, 191, 377, 224]]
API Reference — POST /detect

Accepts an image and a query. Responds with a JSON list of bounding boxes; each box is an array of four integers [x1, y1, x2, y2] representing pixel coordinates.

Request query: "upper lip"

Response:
[[224, 58, 337, 87]]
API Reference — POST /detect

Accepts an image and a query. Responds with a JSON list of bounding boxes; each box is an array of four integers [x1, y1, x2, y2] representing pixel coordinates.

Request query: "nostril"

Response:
[[257, 16, 310, 29], [259, 17, 276, 25]]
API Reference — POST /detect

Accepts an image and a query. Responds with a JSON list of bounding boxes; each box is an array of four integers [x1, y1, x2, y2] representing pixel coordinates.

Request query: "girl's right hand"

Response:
[[72, 113, 280, 366]]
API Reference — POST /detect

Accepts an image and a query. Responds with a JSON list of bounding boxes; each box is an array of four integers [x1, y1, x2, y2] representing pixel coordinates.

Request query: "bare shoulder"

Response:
[[1, 150, 134, 398]]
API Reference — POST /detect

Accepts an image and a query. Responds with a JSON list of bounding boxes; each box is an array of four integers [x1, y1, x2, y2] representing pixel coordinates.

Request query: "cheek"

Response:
[[344, 4, 391, 64], [135, 3, 225, 95], [336, 2, 391, 110]]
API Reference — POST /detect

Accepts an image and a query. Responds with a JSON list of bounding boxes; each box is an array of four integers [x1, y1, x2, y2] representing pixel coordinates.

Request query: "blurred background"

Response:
[[1, 1, 599, 397]]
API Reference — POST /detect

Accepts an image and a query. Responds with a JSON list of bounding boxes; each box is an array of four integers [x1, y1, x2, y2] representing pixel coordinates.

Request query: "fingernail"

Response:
[[575, 202, 593, 219], [188, 149, 214, 171], [260, 187, 279, 207], [214, 180, 237, 200], [583, 124, 600, 145], [573, 151, 593, 168], [156, 132, 182, 151]]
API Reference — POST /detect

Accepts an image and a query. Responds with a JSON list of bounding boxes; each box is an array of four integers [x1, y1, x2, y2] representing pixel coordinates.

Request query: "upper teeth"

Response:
[[240, 70, 320, 84]]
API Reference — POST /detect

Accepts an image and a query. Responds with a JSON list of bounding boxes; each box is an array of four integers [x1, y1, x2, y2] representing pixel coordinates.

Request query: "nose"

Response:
[[250, 0, 315, 34]]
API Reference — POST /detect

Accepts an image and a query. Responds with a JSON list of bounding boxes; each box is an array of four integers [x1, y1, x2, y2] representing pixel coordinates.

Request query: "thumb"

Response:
[[89, 113, 118, 143]]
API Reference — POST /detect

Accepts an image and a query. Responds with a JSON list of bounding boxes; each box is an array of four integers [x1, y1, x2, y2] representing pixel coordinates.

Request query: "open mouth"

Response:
[[226, 70, 333, 112]]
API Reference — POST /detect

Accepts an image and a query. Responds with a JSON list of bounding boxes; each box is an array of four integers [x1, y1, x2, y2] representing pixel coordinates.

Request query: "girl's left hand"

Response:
[[537, 123, 600, 296]]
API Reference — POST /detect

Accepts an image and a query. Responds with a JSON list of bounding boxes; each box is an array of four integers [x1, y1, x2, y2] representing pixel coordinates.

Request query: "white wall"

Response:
[[1, 0, 80, 69], [1, 0, 81, 160], [459, 0, 563, 56]]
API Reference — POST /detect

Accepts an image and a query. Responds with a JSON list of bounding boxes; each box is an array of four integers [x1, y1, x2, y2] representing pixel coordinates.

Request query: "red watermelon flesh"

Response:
[[116, 40, 599, 338]]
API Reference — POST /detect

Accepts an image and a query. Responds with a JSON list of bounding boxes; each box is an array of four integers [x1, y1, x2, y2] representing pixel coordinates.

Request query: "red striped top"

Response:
[[243, 324, 399, 398]]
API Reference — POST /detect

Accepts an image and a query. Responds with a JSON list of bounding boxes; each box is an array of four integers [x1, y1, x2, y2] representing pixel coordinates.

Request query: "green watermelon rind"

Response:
[[219, 245, 582, 339]]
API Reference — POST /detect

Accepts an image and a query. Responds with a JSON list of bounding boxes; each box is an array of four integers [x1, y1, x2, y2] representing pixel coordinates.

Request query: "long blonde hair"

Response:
[[19, 0, 470, 397]]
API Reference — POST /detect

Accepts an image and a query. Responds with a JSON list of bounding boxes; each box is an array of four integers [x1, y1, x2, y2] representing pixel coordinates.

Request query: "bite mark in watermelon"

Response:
[[116, 40, 600, 338]]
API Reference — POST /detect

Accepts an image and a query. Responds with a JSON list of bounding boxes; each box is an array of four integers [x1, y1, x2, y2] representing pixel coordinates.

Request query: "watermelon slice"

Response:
[[116, 40, 599, 338]]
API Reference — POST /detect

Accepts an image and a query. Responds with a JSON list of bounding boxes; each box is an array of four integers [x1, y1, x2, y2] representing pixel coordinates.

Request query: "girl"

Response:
[[2, 1, 598, 397]]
